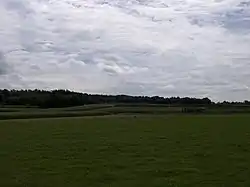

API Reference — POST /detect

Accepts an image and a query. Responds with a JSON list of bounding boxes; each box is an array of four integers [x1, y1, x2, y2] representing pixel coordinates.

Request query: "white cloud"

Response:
[[0, 0, 250, 101]]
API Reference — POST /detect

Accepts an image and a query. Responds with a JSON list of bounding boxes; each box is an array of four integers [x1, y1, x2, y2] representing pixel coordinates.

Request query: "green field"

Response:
[[1, 104, 250, 120], [1, 115, 250, 187]]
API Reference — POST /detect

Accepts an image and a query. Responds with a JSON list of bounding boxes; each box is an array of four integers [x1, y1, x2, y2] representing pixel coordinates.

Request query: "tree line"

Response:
[[1, 89, 250, 108], [0, 89, 216, 108]]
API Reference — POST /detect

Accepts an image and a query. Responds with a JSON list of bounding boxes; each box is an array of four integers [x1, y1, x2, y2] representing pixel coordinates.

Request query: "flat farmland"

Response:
[[1, 115, 250, 187]]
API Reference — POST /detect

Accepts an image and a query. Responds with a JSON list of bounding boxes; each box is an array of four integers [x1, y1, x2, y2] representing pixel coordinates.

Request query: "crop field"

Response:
[[1, 115, 250, 187]]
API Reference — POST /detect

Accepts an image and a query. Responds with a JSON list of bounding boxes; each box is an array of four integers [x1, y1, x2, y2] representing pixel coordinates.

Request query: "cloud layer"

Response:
[[0, 0, 250, 101]]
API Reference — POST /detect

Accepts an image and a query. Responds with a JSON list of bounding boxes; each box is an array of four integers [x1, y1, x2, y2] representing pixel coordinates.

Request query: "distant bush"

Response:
[[182, 107, 206, 113]]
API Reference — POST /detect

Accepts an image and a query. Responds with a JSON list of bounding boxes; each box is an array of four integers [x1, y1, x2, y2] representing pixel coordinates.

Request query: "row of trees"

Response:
[[0, 89, 213, 108]]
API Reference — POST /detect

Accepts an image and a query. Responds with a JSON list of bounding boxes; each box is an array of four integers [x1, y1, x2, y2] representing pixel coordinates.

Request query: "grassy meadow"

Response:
[[1, 103, 250, 120], [1, 115, 250, 187]]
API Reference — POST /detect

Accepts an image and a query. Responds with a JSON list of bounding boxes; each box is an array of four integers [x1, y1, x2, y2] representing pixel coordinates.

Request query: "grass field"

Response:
[[1, 104, 250, 120], [1, 115, 250, 187]]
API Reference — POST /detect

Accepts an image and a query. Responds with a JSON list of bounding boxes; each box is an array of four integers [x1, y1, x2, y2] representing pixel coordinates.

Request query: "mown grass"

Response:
[[1, 115, 250, 187]]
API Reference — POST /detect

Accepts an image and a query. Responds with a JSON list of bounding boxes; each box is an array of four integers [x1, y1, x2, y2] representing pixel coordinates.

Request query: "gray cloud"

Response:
[[0, 0, 250, 101], [0, 52, 8, 75]]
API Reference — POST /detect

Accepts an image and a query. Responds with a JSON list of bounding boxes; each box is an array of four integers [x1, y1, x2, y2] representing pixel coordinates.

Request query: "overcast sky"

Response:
[[0, 0, 250, 101]]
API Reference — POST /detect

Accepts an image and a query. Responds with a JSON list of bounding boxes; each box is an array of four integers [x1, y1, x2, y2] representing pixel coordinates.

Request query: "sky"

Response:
[[0, 0, 250, 101]]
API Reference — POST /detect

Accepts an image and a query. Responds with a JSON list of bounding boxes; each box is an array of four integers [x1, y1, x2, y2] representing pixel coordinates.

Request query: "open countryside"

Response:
[[1, 0, 250, 186], [1, 90, 250, 186]]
